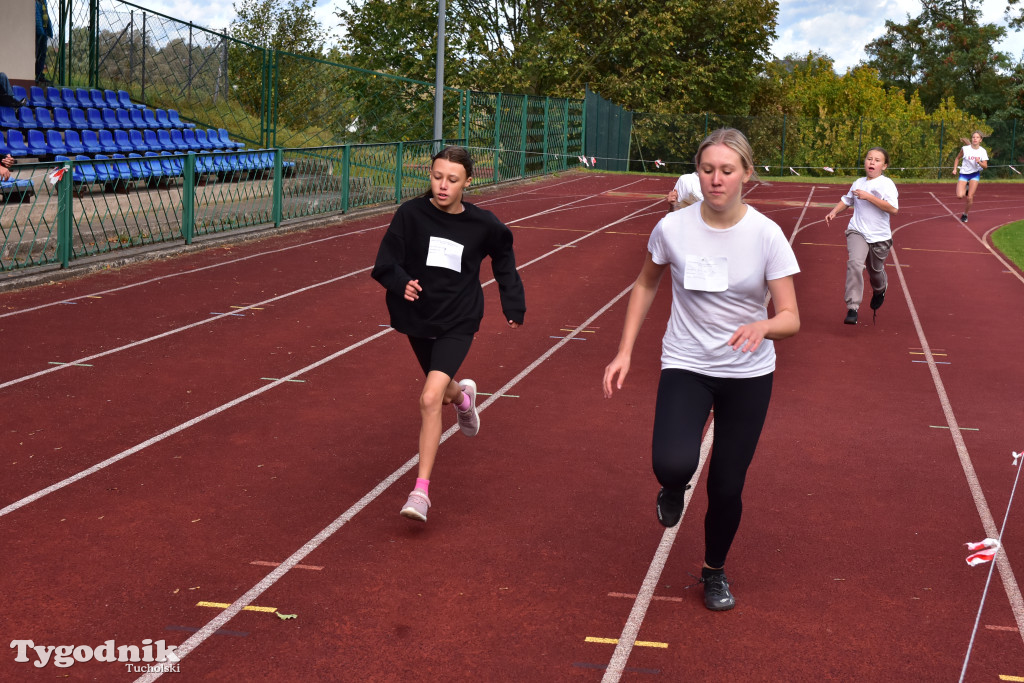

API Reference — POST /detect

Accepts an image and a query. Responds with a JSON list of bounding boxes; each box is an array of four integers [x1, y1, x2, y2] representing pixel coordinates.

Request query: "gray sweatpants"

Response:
[[845, 230, 891, 310]]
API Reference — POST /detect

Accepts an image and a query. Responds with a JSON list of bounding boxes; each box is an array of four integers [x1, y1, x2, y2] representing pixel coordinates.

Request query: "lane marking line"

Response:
[[910, 352, 947, 356], [913, 360, 950, 364], [166, 625, 248, 637], [210, 312, 246, 317], [901, 247, 990, 255], [196, 601, 277, 612], [607, 592, 683, 603], [260, 378, 306, 383], [250, 560, 323, 571], [586, 637, 668, 649], [550, 336, 586, 340], [999, 676, 1024, 682], [929, 426, 979, 431], [47, 362, 93, 367], [477, 392, 518, 398], [987, 625, 1018, 632], [231, 305, 264, 310]]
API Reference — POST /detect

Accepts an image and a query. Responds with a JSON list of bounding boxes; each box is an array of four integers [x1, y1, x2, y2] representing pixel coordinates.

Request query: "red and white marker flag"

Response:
[[789, 167, 800, 176], [578, 155, 589, 167], [965, 538, 1001, 566], [654, 159, 665, 168], [48, 167, 66, 185], [823, 166, 835, 173], [590, 157, 597, 166], [1012, 450, 1022, 466], [1010, 166, 1021, 175]]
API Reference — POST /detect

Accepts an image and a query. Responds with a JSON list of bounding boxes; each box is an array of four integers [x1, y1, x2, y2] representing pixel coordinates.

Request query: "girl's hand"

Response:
[[404, 279, 422, 301], [602, 354, 631, 398], [727, 321, 769, 353], [825, 211, 835, 224]]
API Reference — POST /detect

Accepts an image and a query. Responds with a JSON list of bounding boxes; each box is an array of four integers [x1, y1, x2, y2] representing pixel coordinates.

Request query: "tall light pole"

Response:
[[432, 0, 446, 151]]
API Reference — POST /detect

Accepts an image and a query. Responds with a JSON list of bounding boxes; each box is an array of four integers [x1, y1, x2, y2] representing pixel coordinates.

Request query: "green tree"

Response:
[[863, 0, 1012, 116]]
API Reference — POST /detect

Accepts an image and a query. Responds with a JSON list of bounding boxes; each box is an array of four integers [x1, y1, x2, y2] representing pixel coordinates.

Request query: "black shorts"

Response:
[[407, 334, 473, 379]]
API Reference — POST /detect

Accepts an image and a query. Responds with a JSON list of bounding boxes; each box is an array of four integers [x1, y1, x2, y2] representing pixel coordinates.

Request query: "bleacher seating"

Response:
[[16, 107, 37, 129], [26, 129, 48, 156], [69, 107, 88, 129], [45, 130, 68, 157], [11, 85, 27, 102], [61, 88, 78, 108], [65, 130, 86, 155], [52, 107, 72, 129], [34, 108, 55, 129], [28, 86, 47, 107], [6, 130, 28, 157], [0, 106, 21, 129]]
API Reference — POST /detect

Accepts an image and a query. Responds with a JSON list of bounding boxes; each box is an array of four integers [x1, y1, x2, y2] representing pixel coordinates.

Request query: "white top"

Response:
[[672, 173, 704, 205], [841, 175, 898, 243], [959, 145, 989, 175], [648, 203, 800, 378]]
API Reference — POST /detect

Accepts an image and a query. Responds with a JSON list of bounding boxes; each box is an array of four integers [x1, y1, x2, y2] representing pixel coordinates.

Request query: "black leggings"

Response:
[[652, 369, 773, 568]]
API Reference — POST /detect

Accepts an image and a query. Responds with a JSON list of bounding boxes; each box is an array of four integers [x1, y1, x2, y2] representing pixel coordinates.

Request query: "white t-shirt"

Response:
[[648, 203, 800, 378], [959, 145, 989, 175], [672, 173, 703, 205], [841, 175, 898, 243]]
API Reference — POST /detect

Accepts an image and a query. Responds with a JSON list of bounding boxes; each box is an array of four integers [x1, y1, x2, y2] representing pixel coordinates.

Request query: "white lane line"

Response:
[[2, 179, 647, 390], [891, 247, 1024, 645], [0, 176, 585, 319], [928, 192, 1024, 286], [1, 192, 666, 516], [134, 284, 638, 683], [602, 425, 714, 683]]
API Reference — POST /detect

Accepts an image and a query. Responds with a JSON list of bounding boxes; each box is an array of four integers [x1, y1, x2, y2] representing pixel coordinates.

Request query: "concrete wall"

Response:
[[2, 0, 43, 85]]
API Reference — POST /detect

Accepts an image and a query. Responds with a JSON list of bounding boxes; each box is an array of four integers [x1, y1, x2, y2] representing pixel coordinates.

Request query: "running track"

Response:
[[0, 172, 1022, 681]]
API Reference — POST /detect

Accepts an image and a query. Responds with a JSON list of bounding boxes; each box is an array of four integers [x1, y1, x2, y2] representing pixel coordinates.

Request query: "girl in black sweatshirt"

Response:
[[372, 146, 526, 522]]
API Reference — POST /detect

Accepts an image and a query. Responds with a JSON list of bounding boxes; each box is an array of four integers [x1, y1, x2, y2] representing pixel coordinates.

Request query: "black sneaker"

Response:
[[961, 213, 968, 223], [701, 571, 736, 611], [656, 486, 689, 528], [844, 308, 858, 325], [869, 288, 885, 311]]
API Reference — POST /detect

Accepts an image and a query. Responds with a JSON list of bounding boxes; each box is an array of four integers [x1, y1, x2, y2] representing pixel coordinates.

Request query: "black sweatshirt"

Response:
[[372, 195, 526, 337]]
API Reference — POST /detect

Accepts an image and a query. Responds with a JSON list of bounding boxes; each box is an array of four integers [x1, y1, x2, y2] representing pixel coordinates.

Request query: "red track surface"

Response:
[[1, 172, 1022, 681]]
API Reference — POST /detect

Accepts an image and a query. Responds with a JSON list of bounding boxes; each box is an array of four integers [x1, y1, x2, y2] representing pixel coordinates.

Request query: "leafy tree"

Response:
[[863, 0, 1012, 117]]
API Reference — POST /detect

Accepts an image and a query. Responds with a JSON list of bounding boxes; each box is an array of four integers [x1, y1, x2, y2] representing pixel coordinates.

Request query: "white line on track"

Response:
[[134, 280, 643, 683], [928, 192, 1024, 286], [1, 178, 649, 390], [1, 188, 663, 517], [0, 176, 587, 319]]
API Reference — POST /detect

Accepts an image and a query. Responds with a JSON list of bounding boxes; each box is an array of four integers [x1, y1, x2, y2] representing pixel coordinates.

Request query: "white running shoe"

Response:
[[400, 489, 430, 522], [455, 379, 480, 437]]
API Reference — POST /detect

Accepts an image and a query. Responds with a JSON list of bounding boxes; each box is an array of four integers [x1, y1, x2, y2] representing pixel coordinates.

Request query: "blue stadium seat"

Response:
[[116, 108, 134, 129], [52, 107, 72, 129], [108, 154, 134, 182], [127, 129, 149, 152], [26, 129, 49, 156], [203, 128, 225, 150], [92, 154, 118, 184], [181, 128, 203, 152], [168, 109, 191, 129], [73, 155, 99, 186], [81, 129, 102, 155], [169, 129, 187, 152], [89, 90, 107, 109], [0, 130, 8, 157], [34, 107, 56, 129], [154, 109, 171, 128], [193, 129, 216, 150], [69, 107, 88, 129], [219, 128, 245, 150], [129, 108, 148, 129], [0, 106, 20, 130], [143, 152, 167, 181], [46, 130, 68, 157], [76, 88, 94, 108], [103, 90, 120, 110], [17, 107, 38, 129], [97, 129, 119, 154], [143, 109, 160, 128], [45, 87, 64, 108], [6, 130, 29, 157], [61, 88, 78, 108], [64, 129, 86, 155], [86, 108, 104, 129], [11, 85, 27, 102], [101, 108, 121, 130], [156, 129, 174, 151], [28, 86, 47, 107], [113, 129, 133, 153], [160, 151, 183, 176], [142, 129, 161, 152], [124, 153, 151, 181], [118, 91, 143, 110]]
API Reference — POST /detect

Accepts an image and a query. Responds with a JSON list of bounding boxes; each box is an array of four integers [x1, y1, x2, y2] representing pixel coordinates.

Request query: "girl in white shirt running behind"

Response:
[[825, 147, 899, 325], [952, 131, 989, 223]]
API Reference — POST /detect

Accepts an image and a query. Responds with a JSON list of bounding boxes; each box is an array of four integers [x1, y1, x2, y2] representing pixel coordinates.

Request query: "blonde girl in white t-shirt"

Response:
[[825, 147, 899, 325], [603, 128, 800, 612], [952, 131, 988, 223]]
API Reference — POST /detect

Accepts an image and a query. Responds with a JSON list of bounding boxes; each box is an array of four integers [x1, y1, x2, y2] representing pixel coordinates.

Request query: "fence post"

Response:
[[561, 99, 569, 171], [395, 141, 404, 204], [182, 153, 195, 244], [56, 161, 73, 268], [779, 115, 787, 174], [1010, 119, 1017, 171], [341, 145, 350, 213], [272, 148, 283, 227], [141, 13, 147, 101], [543, 96, 550, 174], [938, 120, 945, 180], [493, 93, 502, 183], [519, 97, 529, 179]]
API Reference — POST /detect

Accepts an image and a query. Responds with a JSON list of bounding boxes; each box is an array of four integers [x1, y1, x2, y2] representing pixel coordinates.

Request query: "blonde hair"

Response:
[[694, 128, 758, 180]]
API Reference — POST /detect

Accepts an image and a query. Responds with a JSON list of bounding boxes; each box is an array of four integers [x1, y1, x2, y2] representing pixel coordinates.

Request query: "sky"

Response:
[[129, 0, 1024, 73]]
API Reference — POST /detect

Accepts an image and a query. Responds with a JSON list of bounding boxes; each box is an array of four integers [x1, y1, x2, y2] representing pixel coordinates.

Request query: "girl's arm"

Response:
[[824, 200, 848, 224], [854, 192, 898, 215], [953, 150, 963, 175], [727, 275, 800, 353], [603, 252, 667, 397]]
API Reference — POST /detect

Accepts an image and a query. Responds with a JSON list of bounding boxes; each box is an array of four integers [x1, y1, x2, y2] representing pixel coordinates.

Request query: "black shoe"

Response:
[[869, 288, 885, 311], [844, 308, 858, 325], [701, 570, 736, 611], [656, 486, 689, 528], [961, 213, 968, 223]]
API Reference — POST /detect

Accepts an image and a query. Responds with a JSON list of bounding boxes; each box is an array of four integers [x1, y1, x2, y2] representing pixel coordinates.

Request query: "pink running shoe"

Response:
[[455, 379, 480, 437], [400, 489, 430, 522]]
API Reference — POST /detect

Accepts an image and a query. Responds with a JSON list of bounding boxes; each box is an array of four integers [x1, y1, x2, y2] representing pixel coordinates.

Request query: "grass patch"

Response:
[[992, 220, 1024, 271]]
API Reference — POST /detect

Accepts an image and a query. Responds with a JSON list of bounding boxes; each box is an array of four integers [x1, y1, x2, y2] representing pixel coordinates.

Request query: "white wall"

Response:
[[1, 0, 42, 82]]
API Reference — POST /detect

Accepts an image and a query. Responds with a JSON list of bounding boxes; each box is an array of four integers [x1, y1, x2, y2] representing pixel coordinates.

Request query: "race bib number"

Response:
[[683, 255, 728, 292], [426, 236, 464, 272]]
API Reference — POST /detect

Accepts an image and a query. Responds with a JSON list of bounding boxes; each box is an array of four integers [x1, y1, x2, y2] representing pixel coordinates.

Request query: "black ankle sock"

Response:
[[701, 566, 725, 580]]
